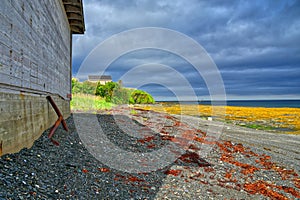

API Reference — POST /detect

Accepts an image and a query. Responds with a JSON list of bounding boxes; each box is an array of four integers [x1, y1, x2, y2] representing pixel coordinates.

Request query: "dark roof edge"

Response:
[[62, 0, 85, 34]]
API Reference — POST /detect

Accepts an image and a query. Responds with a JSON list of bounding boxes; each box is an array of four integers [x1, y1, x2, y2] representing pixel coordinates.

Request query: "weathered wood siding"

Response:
[[0, 0, 72, 155]]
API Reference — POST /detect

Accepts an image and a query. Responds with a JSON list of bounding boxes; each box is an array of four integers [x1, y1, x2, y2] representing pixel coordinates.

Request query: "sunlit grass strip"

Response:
[[70, 93, 114, 112], [135, 104, 300, 134]]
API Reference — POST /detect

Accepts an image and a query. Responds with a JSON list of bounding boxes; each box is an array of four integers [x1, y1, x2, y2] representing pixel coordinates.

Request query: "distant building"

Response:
[[88, 75, 112, 84]]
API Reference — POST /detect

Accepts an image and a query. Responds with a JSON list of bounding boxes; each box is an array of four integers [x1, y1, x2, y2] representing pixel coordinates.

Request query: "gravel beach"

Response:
[[1, 106, 299, 199]]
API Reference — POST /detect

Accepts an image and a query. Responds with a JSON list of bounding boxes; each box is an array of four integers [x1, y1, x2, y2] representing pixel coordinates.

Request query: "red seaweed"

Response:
[[164, 169, 182, 176]]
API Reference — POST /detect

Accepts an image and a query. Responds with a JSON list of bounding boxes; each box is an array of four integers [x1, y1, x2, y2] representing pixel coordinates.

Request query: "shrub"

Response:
[[72, 78, 97, 95], [95, 81, 155, 104], [95, 81, 118, 102], [130, 90, 155, 104]]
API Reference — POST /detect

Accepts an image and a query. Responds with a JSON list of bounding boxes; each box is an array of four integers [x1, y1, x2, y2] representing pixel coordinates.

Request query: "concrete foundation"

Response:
[[0, 0, 84, 155], [0, 91, 70, 155]]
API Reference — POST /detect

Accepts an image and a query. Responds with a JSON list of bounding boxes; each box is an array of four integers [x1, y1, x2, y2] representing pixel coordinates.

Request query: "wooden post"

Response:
[[46, 96, 68, 145], [0, 140, 2, 156]]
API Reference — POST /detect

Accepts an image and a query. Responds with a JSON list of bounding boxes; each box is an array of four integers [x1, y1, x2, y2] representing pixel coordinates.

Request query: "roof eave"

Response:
[[62, 0, 85, 34]]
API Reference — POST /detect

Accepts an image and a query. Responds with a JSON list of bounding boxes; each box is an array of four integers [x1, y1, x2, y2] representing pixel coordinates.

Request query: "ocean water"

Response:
[[158, 100, 300, 108]]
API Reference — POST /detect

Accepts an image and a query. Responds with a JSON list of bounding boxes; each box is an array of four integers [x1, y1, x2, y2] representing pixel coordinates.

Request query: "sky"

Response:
[[72, 0, 300, 101]]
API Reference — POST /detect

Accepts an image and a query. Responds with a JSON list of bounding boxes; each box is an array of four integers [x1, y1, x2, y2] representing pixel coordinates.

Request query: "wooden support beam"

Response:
[[46, 96, 68, 145]]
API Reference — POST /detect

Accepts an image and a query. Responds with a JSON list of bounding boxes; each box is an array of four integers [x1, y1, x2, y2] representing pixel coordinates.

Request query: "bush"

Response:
[[95, 81, 118, 102], [95, 81, 155, 104], [129, 90, 155, 104], [112, 86, 131, 104], [72, 78, 97, 95], [72, 78, 82, 93]]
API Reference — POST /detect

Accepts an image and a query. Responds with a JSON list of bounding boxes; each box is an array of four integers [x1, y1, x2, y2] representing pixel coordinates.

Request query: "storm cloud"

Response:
[[72, 0, 300, 100]]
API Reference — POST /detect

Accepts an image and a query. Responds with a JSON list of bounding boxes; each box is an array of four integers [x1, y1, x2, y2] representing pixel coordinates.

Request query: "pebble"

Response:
[[0, 111, 299, 200]]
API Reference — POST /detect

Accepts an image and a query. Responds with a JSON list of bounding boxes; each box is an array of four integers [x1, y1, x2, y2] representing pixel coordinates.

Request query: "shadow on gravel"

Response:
[[0, 114, 211, 199]]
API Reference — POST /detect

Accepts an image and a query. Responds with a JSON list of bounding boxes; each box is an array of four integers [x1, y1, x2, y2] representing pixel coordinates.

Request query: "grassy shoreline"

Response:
[[70, 94, 114, 112], [70, 94, 300, 134], [134, 103, 300, 134]]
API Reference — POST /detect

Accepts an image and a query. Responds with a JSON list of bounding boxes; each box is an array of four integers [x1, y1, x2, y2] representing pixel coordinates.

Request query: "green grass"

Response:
[[70, 94, 114, 112], [241, 123, 274, 131], [130, 109, 138, 115]]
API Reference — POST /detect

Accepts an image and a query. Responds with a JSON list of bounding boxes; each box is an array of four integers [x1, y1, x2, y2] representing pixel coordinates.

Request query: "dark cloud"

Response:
[[72, 0, 300, 100]]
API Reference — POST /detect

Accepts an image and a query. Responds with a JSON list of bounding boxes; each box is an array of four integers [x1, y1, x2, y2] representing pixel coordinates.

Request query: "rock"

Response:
[[0, 113, 299, 200]]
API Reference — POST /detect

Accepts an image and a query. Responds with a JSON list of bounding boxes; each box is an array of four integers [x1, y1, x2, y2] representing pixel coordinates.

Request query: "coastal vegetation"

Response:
[[71, 78, 155, 111], [70, 93, 113, 112], [71, 78, 299, 134], [134, 103, 300, 134], [72, 78, 97, 95], [95, 81, 155, 104]]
